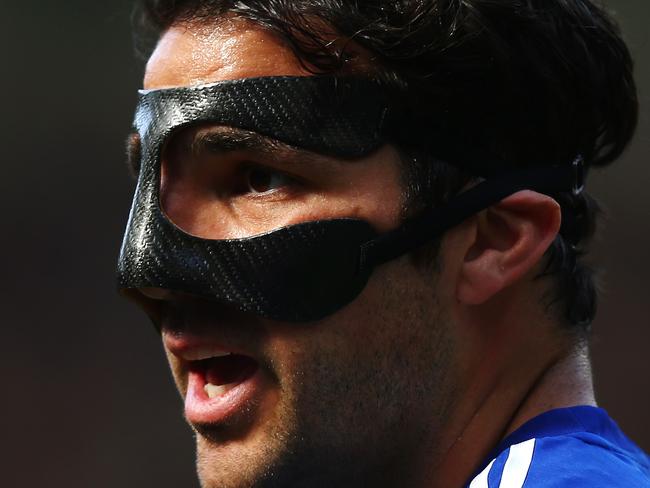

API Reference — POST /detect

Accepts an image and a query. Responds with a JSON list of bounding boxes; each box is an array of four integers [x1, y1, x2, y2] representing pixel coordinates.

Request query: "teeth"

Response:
[[204, 382, 235, 399], [183, 347, 232, 361]]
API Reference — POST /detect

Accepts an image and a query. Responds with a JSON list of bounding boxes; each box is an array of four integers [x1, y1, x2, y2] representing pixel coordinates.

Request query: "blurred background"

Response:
[[1, 1, 647, 486]]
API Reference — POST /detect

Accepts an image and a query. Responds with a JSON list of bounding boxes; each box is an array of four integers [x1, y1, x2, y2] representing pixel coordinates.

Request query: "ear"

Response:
[[456, 190, 561, 305]]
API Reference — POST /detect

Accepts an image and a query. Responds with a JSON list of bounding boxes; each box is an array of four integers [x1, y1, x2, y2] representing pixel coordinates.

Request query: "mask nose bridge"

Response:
[[133, 90, 200, 234]]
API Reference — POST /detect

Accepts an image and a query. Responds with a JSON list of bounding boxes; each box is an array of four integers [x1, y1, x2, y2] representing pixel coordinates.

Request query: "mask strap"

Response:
[[359, 157, 584, 270]]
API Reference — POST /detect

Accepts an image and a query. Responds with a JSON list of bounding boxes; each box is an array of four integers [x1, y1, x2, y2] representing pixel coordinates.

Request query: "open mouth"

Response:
[[191, 353, 259, 398], [154, 297, 268, 427], [184, 349, 264, 426]]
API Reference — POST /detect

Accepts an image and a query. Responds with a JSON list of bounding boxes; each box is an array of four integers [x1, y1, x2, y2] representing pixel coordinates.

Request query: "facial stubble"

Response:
[[190, 260, 457, 488]]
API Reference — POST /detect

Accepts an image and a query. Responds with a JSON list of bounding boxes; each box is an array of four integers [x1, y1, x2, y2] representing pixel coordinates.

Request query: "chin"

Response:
[[193, 414, 297, 488], [196, 438, 264, 488]]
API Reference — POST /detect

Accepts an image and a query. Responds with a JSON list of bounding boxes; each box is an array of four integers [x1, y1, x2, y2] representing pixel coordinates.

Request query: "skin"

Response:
[[138, 17, 596, 488]]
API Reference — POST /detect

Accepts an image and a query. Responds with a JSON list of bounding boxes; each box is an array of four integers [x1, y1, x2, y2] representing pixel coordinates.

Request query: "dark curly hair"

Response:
[[131, 0, 638, 332]]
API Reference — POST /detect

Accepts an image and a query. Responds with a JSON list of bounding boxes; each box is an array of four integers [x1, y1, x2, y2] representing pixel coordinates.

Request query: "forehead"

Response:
[[144, 19, 312, 90]]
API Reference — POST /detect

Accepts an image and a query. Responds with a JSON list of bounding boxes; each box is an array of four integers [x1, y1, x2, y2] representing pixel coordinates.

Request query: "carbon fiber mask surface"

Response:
[[117, 75, 581, 322]]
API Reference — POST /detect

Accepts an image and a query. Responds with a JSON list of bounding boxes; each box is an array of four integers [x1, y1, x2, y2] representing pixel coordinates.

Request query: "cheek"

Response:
[[266, 258, 456, 444]]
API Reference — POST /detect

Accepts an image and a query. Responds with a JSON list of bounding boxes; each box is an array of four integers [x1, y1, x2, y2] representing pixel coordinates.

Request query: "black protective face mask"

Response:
[[117, 75, 583, 322]]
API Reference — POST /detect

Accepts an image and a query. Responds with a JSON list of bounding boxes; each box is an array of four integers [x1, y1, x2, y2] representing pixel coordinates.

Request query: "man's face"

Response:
[[142, 18, 460, 488]]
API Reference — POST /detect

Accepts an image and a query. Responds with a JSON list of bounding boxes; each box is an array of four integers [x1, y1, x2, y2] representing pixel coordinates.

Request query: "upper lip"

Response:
[[163, 330, 251, 362], [158, 297, 264, 365]]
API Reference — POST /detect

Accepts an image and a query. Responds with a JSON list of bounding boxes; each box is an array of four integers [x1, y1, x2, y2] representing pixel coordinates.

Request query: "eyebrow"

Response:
[[189, 127, 328, 168], [193, 128, 282, 154], [124, 127, 331, 177]]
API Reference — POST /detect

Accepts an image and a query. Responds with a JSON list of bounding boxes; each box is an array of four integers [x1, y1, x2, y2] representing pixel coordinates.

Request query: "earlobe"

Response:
[[457, 190, 561, 305]]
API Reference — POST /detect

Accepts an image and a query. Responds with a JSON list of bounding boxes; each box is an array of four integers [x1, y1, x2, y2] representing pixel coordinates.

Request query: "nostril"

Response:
[[121, 288, 168, 331], [139, 287, 174, 301]]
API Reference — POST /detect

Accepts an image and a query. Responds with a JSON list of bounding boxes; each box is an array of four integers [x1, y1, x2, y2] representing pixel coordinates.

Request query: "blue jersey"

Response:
[[465, 406, 650, 487]]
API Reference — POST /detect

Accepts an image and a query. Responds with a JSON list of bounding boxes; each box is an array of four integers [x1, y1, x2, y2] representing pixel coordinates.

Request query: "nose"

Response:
[[121, 288, 177, 331]]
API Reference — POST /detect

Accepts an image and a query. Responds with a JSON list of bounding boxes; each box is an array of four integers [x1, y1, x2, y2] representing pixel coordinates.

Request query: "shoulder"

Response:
[[468, 433, 650, 488]]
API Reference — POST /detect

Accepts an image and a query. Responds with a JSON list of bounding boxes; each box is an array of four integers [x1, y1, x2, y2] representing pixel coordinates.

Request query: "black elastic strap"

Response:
[[360, 164, 578, 269]]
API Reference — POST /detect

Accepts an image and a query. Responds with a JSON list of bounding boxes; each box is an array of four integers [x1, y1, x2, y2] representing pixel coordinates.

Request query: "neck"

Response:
[[422, 323, 595, 487], [503, 339, 595, 436]]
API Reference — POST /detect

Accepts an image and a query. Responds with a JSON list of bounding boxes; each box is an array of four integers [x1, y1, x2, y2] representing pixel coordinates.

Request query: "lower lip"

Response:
[[185, 365, 263, 425]]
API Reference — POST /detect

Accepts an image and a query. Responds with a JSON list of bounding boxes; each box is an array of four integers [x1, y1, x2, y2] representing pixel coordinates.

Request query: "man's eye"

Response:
[[245, 167, 292, 194]]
